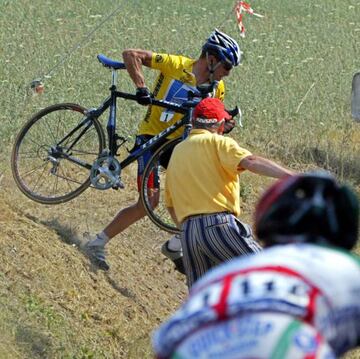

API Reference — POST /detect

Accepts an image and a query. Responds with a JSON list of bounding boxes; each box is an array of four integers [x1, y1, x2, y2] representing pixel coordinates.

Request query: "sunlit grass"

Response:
[[3, 0, 358, 186]]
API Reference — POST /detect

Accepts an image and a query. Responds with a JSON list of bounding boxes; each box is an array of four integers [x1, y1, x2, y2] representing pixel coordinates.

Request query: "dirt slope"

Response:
[[0, 164, 187, 358], [1, 162, 359, 359]]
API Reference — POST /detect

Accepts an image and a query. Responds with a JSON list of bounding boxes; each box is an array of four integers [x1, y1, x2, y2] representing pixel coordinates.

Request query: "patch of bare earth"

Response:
[[0, 164, 187, 358], [1, 164, 359, 358]]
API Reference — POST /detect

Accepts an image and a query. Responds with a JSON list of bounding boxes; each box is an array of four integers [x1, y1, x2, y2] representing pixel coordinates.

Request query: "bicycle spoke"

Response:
[[141, 138, 181, 234], [19, 161, 51, 179], [30, 162, 51, 194], [21, 134, 50, 149], [59, 164, 75, 193], [50, 173, 84, 185], [17, 152, 46, 160], [55, 115, 63, 143], [42, 112, 61, 144], [52, 171, 59, 197]]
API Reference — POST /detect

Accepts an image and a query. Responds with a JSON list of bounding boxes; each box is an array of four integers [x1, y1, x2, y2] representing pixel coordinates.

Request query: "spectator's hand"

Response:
[[136, 87, 152, 105], [223, 119, 236, 134]]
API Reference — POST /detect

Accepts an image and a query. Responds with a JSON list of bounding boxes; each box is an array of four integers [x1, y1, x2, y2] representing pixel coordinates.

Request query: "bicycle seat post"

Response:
[[111, 68, 117, 88], [108, 69, 118, 157]]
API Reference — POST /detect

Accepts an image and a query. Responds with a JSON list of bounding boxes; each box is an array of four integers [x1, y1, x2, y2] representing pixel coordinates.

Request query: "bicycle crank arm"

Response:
[[90, 155, 123, 190]]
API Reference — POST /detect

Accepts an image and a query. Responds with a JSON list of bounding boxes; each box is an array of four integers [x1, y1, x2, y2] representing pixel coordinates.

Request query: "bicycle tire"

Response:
[[11, 103, 106, 204], [140, 137, 182, 234]]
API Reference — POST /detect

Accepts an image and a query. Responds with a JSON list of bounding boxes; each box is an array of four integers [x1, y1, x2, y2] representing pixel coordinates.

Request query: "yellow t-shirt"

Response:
[[165, 129, 252, 223], [138, 53, 225, 139]]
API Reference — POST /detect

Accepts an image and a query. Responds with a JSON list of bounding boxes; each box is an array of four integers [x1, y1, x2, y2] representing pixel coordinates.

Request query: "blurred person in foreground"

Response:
[[165, 97, 295, 289], [85, 29, 242, 272], [153, 171, 360, 359]]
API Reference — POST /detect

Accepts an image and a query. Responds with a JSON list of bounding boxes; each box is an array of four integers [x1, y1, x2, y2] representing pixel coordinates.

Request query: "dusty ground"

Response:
[[0, 158, 359, 358], [0, 160, 189, 358]]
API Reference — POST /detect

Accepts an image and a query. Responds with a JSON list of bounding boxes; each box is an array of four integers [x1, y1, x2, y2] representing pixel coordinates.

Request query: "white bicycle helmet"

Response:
[[203, 28, 241, 67]]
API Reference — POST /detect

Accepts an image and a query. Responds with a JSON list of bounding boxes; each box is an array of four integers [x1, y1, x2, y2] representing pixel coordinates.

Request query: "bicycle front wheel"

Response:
[[11, 103, 105, 204], [140, 137, 182, 234]]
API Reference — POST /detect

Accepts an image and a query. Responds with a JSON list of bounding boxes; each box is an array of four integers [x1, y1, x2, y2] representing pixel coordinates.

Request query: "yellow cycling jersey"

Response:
[[138, 52, 225, 139]]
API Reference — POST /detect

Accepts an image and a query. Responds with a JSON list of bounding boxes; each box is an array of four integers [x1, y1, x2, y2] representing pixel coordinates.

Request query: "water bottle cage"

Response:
[[114, 134, 127, 156]]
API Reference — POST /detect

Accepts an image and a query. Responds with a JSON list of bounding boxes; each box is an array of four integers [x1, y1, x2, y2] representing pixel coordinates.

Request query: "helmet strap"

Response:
[[206, 52, 222, 83]]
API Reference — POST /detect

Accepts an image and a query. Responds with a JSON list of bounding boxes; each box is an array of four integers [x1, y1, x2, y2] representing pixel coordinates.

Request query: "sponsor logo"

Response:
[[178, 318, 273, 358], [180, 69, 195, 83], [194, 118, 219, 124], [155, 54, 164, 63], [159, 79, 198, 122], [138, 123, 179, 151], [293, 331, 317, 352]]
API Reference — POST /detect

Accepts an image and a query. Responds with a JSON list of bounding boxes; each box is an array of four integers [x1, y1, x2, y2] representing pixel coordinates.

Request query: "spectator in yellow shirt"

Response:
[[165, 97, 295, 288]]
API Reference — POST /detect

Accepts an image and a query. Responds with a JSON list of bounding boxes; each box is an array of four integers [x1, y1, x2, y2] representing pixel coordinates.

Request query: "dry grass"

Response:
[[0, 164, 187, 358], [1, 157, 359, 358]]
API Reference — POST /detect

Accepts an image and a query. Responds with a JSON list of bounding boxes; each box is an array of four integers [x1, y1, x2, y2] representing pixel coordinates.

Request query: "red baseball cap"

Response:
[[193, 97, 231, 124]]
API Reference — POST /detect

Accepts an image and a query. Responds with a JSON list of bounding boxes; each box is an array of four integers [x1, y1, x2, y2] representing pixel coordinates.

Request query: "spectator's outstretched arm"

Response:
[[239, 155, 295, 178]]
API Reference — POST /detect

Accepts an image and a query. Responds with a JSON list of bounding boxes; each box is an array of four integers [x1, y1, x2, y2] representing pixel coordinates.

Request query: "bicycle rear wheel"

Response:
[[11, 103, 105, 204], [140, 137, 182, 234]]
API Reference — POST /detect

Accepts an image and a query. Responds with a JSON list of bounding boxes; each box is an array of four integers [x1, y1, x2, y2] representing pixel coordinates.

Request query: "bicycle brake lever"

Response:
[[227, 106, 239, 118], [227, 106, 243, 127]]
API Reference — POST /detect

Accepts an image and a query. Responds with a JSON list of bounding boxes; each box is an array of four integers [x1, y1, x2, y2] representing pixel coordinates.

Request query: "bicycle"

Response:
[[11, 54, 217, 234]]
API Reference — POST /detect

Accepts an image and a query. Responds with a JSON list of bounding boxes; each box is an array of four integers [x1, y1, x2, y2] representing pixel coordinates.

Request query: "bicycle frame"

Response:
[[12, 53, 223, 208], [56, 66, 195, 173]]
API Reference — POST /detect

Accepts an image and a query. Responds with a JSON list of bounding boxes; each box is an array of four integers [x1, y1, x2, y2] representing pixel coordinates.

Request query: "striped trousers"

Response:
[[180, 212, 262, 288]]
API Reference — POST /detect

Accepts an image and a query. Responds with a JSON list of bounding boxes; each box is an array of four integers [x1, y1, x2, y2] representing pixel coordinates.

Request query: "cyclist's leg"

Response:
[[85, 195, 148, 270], [85, 135, 157, 268], [103, 135, 158, 238], [102, 134, 174, 240]]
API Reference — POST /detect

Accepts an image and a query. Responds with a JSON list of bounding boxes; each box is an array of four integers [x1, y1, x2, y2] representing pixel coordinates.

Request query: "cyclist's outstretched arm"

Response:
[[122, 49, 152, 88]]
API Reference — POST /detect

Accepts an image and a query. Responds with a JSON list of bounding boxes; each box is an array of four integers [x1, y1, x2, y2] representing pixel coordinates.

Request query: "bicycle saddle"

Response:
[[97, 54, 126, 70]]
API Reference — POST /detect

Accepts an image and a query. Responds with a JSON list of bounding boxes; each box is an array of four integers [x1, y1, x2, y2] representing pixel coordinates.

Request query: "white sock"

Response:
[[168, 235, 182, 252], [98, 231, 109, 242], [91, 231, 109, 246]]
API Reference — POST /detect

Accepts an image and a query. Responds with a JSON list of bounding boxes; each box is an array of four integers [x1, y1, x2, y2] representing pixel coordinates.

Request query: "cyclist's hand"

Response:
[[223, 119, 236, 134], [136, 87, 152, 105]]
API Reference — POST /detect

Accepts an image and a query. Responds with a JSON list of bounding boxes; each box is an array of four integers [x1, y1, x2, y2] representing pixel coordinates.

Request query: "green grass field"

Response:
[[1, 0, 359, 188], [1, 1, 360, 358]]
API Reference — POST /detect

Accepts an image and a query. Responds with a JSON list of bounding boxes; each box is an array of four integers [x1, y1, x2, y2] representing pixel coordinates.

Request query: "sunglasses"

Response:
[[222, 61, 233, 71]]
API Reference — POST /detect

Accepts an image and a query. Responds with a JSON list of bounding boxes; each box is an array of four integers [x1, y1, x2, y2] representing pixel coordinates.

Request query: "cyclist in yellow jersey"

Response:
[[85, 29, 242, 271]]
